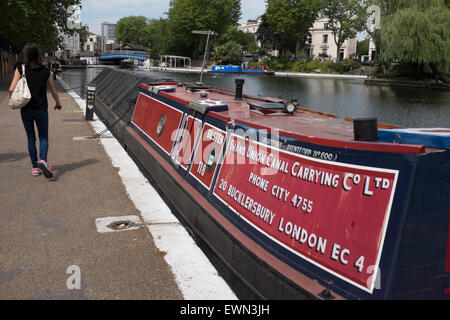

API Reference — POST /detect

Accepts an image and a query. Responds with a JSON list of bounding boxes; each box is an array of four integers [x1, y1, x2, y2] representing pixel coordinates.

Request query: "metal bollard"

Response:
[[85, 85, 96, 121], [234, 79, 245, 100]]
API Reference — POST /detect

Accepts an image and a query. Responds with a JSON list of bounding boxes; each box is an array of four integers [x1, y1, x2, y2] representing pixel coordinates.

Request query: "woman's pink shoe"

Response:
[[38, 160, 54, 179], [31, 168, 41, 176]]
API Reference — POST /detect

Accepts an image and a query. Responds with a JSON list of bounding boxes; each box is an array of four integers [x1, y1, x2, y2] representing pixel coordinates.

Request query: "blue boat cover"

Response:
[[378, 128, 450, 149], [212, 65, 242, 72]]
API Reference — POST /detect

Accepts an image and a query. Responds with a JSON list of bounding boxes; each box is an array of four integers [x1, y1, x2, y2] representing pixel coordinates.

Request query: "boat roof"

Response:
[[142, 82, 450, 155]]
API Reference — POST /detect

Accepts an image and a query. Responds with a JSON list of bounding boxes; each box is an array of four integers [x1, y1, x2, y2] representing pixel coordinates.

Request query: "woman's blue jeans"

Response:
[[20, 108, 49, 168]]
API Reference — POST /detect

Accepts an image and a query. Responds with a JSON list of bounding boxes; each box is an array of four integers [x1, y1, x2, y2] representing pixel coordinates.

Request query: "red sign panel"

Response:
[[131, 93, 151, 129], [189, 123, 227, 190], [132, 93, 183, 155], [213, 134, 398, 293]]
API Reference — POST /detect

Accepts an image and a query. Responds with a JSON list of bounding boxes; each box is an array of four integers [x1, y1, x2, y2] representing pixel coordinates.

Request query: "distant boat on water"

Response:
[[211, 65, 274, 75]]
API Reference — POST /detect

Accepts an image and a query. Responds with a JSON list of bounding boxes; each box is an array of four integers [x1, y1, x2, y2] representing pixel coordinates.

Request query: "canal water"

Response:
[[60, 67, 450, 128]]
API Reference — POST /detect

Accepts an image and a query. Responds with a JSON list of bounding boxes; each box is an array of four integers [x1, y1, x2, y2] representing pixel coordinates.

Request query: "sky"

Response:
[[80, 0, 267, 35]]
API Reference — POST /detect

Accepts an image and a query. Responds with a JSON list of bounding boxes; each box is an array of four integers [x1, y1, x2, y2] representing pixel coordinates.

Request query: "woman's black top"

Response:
[[17, 65, 51, 110]]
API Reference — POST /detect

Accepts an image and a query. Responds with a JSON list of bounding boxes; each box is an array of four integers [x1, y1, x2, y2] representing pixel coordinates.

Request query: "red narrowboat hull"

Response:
[[92, 69, 450, 299]]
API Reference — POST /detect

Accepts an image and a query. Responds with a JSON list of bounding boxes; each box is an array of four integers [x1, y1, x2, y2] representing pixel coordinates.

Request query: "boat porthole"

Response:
[[157, 114, 166, 136], [205, 148, 217, 172]]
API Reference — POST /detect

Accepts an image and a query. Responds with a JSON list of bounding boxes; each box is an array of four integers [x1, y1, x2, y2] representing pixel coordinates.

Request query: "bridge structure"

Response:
[[99, 50, 147, 62]]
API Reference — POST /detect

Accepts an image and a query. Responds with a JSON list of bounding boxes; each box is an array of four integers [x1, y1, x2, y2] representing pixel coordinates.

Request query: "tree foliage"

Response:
[[167, 0, 241, 57], [0, 0, 82, 52], [380, 0, 450, 81], [356, 39, 370, 59], [146, 18, 171, 58], [256, 14, 295, 56], [213, 41, 244, 65], [321, 0, 368, 62], [265, 0, 322, 57], [116, 16, 151, 46], [216, 25, 258, 54]]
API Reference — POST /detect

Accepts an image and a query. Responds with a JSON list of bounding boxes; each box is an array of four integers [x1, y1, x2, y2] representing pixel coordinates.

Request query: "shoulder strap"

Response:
[[21, 64, 26, 78]]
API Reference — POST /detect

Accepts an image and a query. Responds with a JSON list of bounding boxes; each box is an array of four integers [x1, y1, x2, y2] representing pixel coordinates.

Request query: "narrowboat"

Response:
[[91, 68, 450, 300], [211, 65, 274, 75]]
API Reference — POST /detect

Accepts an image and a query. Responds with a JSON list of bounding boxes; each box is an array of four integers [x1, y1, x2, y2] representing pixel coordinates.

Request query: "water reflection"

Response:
[[58, 67, 105, 99], [60, 67, 450, 128]]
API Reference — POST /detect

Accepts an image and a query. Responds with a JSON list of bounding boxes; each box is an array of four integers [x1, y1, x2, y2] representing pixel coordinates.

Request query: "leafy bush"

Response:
[[327, 62, 346, 74], [306, 60, 322, 72], [343, 58, 362, 70], [263, 57, 363, 74], [264, 57, 293, 71], [292, 60, 308, 72], [213, 41, 244, 65]]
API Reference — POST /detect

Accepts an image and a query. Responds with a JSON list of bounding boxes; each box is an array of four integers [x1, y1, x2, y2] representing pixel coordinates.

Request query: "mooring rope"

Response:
[[88, 97, 138, 139]]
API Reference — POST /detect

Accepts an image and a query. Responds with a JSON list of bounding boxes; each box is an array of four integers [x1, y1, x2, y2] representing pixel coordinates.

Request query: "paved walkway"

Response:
[[0, 74, 185, 299]]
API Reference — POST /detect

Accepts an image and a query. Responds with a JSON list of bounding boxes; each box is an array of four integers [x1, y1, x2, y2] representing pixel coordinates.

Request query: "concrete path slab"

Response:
[[0, 74, 185, 299]]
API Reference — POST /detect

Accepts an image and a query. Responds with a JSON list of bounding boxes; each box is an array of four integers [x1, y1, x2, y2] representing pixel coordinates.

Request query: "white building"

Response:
[[101, 22, 117, 45], [306, 16, 357, 61], [238, 16, 273, 56], [83, 31, 106, 54], [239, 16, 263, 34], [56, 32, 80, 58], [239, 15, 357, 61]]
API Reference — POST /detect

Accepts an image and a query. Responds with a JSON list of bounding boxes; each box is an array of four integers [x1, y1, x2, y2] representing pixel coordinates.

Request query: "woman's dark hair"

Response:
[[20, 42, 43, 69]]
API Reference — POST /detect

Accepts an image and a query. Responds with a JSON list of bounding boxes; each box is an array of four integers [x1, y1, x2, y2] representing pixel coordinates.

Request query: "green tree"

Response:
[[116, 16, 151, 46], [78, 25, 90, 51], [380, 0, 450, 82], [167, 0, 241, 57], [265, 0, 322, 57], [216, 25, 258, 54], [0, 0, 82, 52], [146, 18, 171, 58], [356, 38, 370, 60], [213, 41, 244, 65], [256, 14, 295, 57], [321, 0, 368, 62], [362, 0, 411, 62]]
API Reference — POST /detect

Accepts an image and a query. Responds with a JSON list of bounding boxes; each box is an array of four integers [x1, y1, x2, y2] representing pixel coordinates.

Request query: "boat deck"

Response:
[[146, 83, 450, 155]]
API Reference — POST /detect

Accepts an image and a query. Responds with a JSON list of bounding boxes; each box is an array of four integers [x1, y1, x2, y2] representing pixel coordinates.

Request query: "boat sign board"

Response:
[[213, 134, 399, 293], [189, 123, 227, 190]]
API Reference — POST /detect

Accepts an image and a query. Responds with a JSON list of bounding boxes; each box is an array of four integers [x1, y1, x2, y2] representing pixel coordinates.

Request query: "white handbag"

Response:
[[9, 64, 31, 109]]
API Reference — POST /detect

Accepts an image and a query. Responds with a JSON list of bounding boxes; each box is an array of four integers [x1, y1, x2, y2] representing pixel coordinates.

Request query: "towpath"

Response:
[[0, 73, 234, 300]]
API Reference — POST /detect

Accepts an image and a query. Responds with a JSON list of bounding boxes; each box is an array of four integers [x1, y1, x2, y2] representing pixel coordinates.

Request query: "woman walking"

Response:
[[8, 43, 62, 178]]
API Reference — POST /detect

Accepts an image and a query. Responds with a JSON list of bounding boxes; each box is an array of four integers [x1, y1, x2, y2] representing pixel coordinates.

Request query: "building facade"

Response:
[[239, 16, 275, 56], [101, 22, 117, 44], [238, 16, 263, 34], [306, 16, 357, 61], [239, 15, 357, 61], [83, 31, 106, 55], [56, 32, 80, 58]]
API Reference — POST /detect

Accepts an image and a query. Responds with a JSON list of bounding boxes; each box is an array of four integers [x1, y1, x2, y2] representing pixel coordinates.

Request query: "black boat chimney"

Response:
[[235, 79, 245, 100], [353, 118, 378, 142]]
